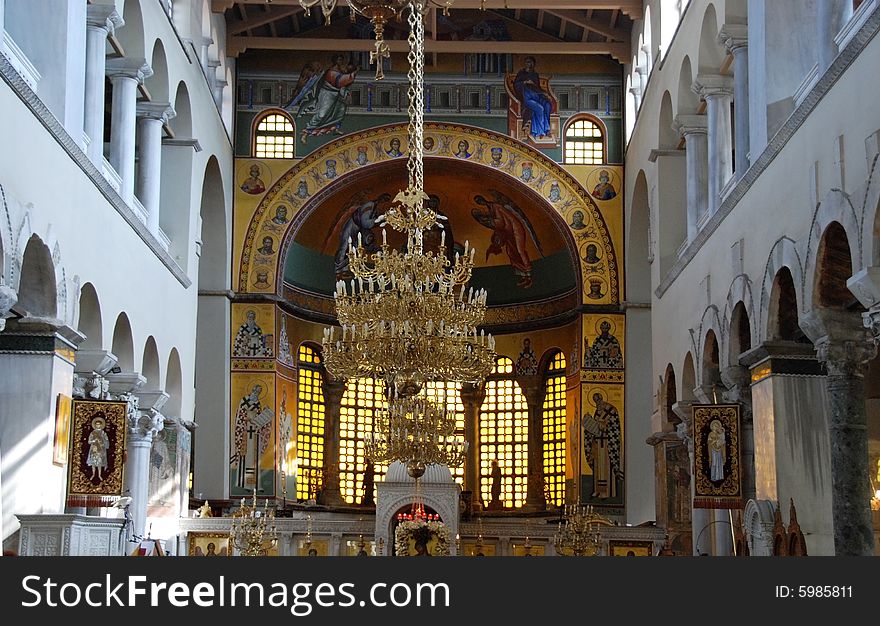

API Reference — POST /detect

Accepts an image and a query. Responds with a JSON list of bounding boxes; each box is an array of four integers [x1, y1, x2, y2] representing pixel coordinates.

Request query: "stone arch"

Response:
[[658, 91, 677, 149], [862, 152, 880, 267], [77, 283, 103, 351], [802, 191, 863, 313], [170, 81, 192, 138], [700, 327, 722, 396], [722, 274, 756, 364], [810, 221, 860, 312], [743, 499, 776, 556], [18, 234, 57, 318], [142, 335, 161, 390], [728, 300, 752, 367], [759, 237, 805, 342], [642, 5, 654, 71], [117, 0, 146, 61], [697, 3, 724, 73], [658, 0, 681, 61], [146, 38, 169, 103], [239, 122, 617, 306], [696, 305, 724, 381], [676, 56, 698, 116], [628, 170, 652, 302], [624, 75, 636, 140], [111, 312, 135, 372], [166, 348, 183, 418], [662, 362, 678, 424], [681, 351, 697, 402]]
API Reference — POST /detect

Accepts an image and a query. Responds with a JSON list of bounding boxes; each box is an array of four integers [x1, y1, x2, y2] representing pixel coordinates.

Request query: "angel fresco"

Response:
[[332, 192, 392, 278], [286, 54, 359, 142], [471, 190, 544, 289]]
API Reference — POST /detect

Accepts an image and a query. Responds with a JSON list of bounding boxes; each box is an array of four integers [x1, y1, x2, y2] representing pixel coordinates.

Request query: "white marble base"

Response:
[[17, 514, 126, 556]]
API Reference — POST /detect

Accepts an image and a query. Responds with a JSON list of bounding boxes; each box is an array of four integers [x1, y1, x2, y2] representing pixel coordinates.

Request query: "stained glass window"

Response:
[[564, 117, 605, 164], [296, 345, 324, 500], [424, 381, 466, 486], [253, 112, 295, 159], [542, 352, 567, 507], [340, 378, 388, 504]]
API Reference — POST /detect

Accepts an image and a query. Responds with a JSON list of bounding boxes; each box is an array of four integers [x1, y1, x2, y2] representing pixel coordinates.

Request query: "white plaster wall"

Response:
[[0, 0, 232, 544]]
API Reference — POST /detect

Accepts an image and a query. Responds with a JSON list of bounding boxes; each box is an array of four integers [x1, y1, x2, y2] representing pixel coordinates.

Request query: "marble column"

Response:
[[674, 115, 709, 242], [460, 382, 485, 500], [720, 25, 750, 179], [804, 310, 877, 555], [721, 365, 756, 502], [123, 404, 164, 546], [629, 84, 642, 112], [318, 379, 346, 506], [672, 401, 711, 555], [817, 0, 842, 74], [105, 59, 152, 204], [520, 377, 546, 511], [135, 102, 175, 235], [84, 5, 123, 165], [695, 75, 734, 215]]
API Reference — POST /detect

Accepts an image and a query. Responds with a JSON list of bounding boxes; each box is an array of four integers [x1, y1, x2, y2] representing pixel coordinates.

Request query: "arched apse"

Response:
[[676, 56, 698, 115], [697, 4, 724, 74], [159, 82, 194, 264], [142, 336, 161, 390], [117, 0, 146, 61], [18, 235, 56, 318], [111, 312, 135, 372], [166, 348, 183, 419], [77, 283, 103, 351], [146, 39, 169, 103]]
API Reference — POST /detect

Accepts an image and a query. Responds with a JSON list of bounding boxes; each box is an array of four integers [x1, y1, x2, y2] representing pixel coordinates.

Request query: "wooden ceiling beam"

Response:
[[228, 35, 630, 60], [545, 9, 629, 41], [229, 0, 643, 17], [228, 6, 303, 34]]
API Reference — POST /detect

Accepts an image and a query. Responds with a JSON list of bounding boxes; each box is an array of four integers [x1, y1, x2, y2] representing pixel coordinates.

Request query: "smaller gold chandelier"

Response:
[[364, 395, 468, 478], [553, 504, 610, 557], [229, 489, 279, 556]]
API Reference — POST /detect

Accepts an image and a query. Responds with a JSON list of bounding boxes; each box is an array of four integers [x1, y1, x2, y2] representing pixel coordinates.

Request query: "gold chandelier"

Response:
[[321, 0, 494, 476], [229, 489, 279, 556], [553, 504, 610, 557], [364, 395, 468, 477], [298, 0, 456, 79]]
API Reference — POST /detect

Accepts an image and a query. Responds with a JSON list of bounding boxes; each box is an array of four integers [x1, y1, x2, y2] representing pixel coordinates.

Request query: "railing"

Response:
[[101, 158, 122, 194]]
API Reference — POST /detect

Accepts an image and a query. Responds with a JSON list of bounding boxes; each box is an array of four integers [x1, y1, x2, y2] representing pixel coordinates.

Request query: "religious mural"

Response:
[[232, 304, 275, 360], [582, 314, 625, 383], [288, 54, 360, 142], [229, 373, 276, 497], [693, 404, 743, 509], [608, 540, 653, 556], [67, 400, 127, 508], [580, 384, 625, 512], [506, 55, 559, 147]]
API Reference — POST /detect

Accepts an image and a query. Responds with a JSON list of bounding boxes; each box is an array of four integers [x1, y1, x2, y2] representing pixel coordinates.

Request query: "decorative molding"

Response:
[[657, 6, 880, 298], [0, 54, 191, 288]]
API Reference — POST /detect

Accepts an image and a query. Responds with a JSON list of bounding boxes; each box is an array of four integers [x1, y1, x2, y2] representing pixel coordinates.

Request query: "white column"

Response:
[[124, 409, 164, 546], [105, 59, 151, 204], [675, 115, 709, 242], [695, 75, 734, 215], [84, 5, 123, 165], [136, 103, 175, 235], [199, 36, 213, 72], [720, 25, 750, 179], [817, 0, 842, 74], [0, 0, 5, 39]]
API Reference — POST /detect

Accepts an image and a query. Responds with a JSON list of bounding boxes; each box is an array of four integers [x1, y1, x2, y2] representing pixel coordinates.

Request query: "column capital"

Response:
[[0, 283, 17, 332], [136, 102, 176, 124], [129, 409, 164, 443], [86, 4, 124, 34], [106, 58, 153, 84], [693, 74, 734, 99], [718, 23, 748, 54], [800, 308, 877, 376], [673, 114, 708, 138]]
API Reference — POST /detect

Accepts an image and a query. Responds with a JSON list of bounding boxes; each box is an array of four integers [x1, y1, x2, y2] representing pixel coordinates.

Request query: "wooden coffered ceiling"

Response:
[[219, 1, 640, 62]]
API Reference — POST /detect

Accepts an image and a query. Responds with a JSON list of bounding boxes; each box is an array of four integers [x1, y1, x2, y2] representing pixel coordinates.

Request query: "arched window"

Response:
[[425, 381, 466, 486], [253, 110, 295, 159], [296, 345, 325, 500], [479, 357, 528, 509], [564, 115, 606, 164], [339, 378, 388, 504], [542, 351, 566, 507]]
